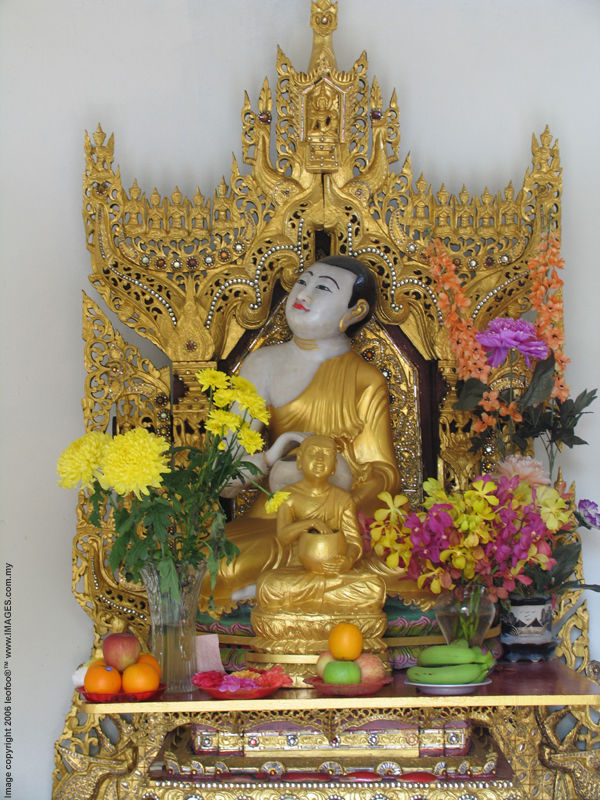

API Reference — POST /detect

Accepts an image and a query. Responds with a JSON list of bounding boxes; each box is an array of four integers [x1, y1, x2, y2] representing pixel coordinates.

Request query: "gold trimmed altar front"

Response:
[[55, 661, 600, 800]]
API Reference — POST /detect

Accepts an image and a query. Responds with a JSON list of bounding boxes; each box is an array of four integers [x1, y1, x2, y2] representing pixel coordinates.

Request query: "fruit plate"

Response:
[[306, 675, 392, 696], [78, 684, 166, 703], [404, 678, 491, 696]]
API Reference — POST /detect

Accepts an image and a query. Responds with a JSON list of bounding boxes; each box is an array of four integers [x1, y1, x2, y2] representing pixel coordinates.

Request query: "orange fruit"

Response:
[[84, 663, 122, 695], [137, 653, 162, 680], [122, 661, 160, 694], [328, 622, 363, 661]]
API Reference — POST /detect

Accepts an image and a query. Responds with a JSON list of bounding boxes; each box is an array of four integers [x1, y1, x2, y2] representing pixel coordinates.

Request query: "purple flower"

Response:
[[578, 499, 600, 529], [476, 317, 549, 367]]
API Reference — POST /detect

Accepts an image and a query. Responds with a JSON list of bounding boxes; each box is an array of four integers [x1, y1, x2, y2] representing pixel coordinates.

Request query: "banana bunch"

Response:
[[406, 640, 495, 685]]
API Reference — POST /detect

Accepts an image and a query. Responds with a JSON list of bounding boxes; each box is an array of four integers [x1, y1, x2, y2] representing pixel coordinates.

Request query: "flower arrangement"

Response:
[[370, 474, 571, 602], [426, 232, 599, 606], [428, 231, 598, 475], [57, 368, 288, 601]]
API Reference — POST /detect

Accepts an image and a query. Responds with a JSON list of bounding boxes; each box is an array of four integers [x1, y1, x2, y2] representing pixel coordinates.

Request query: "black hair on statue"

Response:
[[318, 254, 376, 337]]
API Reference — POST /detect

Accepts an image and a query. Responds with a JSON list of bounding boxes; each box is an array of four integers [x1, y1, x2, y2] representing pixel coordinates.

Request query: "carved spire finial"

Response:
[[309, 0, 338, 71]]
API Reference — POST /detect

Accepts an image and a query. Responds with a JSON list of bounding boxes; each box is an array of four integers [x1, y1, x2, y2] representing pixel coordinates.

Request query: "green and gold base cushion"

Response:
[[197, 596, 446, 671]]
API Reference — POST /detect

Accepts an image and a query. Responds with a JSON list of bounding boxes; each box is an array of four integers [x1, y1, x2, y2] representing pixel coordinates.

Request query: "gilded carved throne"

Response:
[[53, 2, 600, 798]]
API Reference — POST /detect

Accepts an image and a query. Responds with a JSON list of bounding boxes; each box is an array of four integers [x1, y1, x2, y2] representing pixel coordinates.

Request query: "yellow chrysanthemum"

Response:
[[99, 427, 171, 499], [230, 375, 258, 393], [234, 388, 270, 425], [57, 431, 111, 489], [206, 409, 243, 436], [195, 368, 230, 392], [237, 424, 264, 455], [265, 490, 291, 515], [212, 387, 236, 409]]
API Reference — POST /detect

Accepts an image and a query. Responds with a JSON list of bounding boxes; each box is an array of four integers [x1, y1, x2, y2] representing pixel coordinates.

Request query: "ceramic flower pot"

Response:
[[434, 585, 495, 647], [141, 561, 206, 692], [500, 596, 556, 662]]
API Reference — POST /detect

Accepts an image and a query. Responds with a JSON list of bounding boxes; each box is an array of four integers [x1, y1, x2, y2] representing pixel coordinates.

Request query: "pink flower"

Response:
[[492, 455, 550, 487], [476, 317, 549, 367]]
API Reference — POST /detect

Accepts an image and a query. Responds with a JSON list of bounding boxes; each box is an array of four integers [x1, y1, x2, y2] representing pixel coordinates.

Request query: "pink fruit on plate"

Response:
[[102, 632, 141, 671], [354, 652, 388, 683], [315, 650, 335, 678]]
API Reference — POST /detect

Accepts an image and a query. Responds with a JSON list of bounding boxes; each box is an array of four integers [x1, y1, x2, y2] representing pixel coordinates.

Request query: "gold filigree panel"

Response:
[[83, 293, 171, 436]]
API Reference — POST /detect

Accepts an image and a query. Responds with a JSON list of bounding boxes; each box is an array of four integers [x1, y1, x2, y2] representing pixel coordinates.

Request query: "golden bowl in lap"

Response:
[[298, 528, 346, 574]]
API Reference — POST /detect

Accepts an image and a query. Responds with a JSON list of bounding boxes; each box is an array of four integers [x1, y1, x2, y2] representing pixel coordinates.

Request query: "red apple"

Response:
[[315, 650, 335, 678], [102, 632, 141, 671], [354, 652, 388, 683]]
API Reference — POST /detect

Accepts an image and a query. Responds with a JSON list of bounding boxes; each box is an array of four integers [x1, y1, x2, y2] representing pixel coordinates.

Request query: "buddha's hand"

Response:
[[319, 554, 353, 575], [306, 520, 334, 536]]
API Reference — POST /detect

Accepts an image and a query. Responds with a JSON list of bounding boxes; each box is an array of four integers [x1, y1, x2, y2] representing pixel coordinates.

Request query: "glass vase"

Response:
[[141, 561, 206, 693], [434, 584, 495, 647]]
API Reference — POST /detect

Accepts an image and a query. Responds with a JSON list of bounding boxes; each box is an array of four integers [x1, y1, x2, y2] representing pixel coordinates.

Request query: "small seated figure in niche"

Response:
[[255, 434, 387, 615], [199, 254, 419, 616]]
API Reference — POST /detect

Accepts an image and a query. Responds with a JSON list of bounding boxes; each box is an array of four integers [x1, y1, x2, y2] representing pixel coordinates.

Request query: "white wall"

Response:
[[1, 1, 599, 797]]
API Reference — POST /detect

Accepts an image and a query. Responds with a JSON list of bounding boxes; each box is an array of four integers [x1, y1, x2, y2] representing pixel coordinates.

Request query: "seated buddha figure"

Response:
[[200, 255, 404, 615], [250, 434, 387, 654], [255, 435, 387, 615]]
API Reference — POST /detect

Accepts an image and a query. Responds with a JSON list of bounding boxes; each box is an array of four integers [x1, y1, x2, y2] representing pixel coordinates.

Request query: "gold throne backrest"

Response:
[[81, 4, 561, 488], [76, 0, 564, 645]]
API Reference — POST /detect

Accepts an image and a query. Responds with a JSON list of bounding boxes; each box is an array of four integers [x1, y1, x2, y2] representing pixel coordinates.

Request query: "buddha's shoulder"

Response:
[[343, 350, 388, 388], [241, 341, 294, 374]]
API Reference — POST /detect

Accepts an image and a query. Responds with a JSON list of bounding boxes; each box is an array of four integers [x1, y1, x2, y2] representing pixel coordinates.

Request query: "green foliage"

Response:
[[454, 351, 597, 478], [512, 540, 600, 599], [95, 441, 266, 602]]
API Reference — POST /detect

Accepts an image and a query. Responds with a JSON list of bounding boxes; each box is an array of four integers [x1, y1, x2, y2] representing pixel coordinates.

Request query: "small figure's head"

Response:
[[296, 434, 338, 482], [286, 255, 376, 340]]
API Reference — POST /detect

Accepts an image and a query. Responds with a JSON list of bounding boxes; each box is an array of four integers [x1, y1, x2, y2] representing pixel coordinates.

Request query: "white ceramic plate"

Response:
[[404, 678, 492, 696]]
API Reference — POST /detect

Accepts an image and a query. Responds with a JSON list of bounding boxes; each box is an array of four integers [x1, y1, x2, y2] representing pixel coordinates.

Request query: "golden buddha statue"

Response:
[[255, 435, 387, 614], [251, 434, 388, 668], [200, 255, 412, 616]]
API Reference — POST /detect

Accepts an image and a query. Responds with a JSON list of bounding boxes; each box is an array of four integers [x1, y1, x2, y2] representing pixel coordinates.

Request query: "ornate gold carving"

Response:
[[54, 3, 596, 800], [82, 293, 171, 435]]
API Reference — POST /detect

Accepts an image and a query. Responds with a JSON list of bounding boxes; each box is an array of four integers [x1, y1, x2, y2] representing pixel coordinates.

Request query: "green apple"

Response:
[[322, 659, 361, 684]]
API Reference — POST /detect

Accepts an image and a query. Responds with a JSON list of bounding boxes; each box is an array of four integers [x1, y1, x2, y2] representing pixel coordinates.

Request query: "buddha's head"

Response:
[[286, 255, 376, 340], [296, 434, 338, 483]]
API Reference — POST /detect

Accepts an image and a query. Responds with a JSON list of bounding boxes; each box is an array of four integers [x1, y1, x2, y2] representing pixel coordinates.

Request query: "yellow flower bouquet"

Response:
[[57, 368, 287, 602]]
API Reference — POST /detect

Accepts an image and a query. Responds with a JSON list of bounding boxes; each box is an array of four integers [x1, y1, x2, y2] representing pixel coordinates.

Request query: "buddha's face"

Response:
[[298, 437, 337, 481], [285, 263, 365, 340]]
